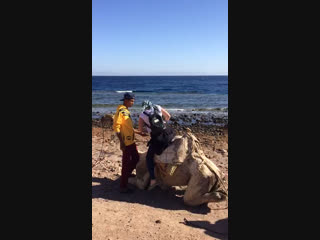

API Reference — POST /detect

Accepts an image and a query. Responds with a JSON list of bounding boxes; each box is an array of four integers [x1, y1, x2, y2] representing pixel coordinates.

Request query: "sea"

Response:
[[92, 76, 228, 123]]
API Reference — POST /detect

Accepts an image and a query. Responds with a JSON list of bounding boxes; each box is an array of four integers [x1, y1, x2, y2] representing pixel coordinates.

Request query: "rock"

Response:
[[155, 220, 161, 224], [216, 149, 227, 154]]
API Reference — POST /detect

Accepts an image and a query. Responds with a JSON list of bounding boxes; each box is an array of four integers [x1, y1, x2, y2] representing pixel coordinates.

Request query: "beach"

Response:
[[92, 0, 229, 236], [92, 113, 228, 240]]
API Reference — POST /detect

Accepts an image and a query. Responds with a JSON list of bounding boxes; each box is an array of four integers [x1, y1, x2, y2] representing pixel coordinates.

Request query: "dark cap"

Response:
[[120, 92, 135, 101]]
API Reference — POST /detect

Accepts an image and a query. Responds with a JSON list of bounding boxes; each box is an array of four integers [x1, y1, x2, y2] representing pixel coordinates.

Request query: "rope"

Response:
[[97, 119, 106, 160], [92, 118, 106, 168]]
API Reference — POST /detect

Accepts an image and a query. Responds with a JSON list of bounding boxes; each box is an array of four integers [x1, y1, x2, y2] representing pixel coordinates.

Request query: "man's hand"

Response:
[[137, 131, 148, 136], [134, 129, 148, 137], [116, 132, 126, 151], [140, 131, 148, 136]]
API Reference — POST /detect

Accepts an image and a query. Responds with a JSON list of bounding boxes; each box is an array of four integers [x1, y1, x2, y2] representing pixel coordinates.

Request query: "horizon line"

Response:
[[92, 74, 228, 77]]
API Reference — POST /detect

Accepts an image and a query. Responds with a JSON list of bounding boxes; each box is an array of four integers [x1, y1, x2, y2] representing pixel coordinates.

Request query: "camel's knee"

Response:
[[183, 188, 201, 206], [183, 197, 199, 206], [183, 193, 215, 206]]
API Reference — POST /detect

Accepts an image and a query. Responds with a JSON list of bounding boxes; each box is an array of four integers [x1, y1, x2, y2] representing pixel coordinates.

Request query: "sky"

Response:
[[92, 0, 228, 76]]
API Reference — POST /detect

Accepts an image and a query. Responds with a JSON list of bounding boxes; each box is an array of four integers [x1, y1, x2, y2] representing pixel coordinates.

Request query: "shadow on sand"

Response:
[[92, 176, 212, 214], [180, 218, 228, 239]]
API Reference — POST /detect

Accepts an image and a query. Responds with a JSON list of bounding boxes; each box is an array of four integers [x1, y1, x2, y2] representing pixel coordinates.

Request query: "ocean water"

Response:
[[92, 76, 228, 119]]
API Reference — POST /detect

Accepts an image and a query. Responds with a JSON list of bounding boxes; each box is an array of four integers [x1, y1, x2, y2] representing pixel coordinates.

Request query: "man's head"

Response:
[[121, 92, 135, 108]]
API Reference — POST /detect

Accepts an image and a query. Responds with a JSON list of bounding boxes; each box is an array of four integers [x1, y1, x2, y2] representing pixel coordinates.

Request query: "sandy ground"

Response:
[[92, 124, 228, 240]]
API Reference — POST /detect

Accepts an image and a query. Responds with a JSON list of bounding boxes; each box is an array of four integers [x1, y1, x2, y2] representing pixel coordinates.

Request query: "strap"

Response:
[[143, 111, 150, 117], [153, 105, 159, 113], [142, 111, 151, 128]]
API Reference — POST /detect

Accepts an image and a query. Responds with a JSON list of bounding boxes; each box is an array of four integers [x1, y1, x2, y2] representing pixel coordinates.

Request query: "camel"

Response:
[[129, 129, 228, 206]]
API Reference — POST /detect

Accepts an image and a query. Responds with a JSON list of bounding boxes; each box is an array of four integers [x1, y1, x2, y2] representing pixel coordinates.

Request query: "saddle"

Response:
[[154, 135, 189, 165]]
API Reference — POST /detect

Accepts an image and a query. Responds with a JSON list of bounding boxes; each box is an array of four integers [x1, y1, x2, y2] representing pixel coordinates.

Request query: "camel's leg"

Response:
[[183, 165, 222, 206], [133, 152, 150, 189], [129, 170, 149, 190], [183, 175, 211, 206], [136, 172, 150, 190]]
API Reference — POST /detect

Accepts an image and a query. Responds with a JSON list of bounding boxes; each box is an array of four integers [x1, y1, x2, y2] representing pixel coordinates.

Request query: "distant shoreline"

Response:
[[92, 75, 228, 77]]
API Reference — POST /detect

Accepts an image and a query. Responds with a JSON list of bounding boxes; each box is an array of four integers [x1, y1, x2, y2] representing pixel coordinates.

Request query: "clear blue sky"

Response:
[[92, 0, 228, 76]]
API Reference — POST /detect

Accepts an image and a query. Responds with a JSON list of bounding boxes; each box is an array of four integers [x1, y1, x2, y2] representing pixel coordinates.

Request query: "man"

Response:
[[113, 92, 143, 193], [138, 100, 175, 190]]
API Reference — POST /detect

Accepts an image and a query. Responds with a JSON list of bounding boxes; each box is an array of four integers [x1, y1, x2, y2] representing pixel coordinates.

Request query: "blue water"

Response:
[[92, 76, 228, 118]]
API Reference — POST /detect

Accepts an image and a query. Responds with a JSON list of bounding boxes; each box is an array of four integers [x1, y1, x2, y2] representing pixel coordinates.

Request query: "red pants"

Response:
[[120, 143, 139, 188]]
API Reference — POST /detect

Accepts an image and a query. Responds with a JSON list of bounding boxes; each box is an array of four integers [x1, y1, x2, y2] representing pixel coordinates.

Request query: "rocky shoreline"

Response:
[[93, 111, 227, 125], [92, 112, 228, 136]]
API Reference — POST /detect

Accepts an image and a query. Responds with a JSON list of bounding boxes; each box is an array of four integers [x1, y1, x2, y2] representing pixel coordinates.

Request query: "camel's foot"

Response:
[[184, 191, 227, 206], [203, 191, 227, 202]]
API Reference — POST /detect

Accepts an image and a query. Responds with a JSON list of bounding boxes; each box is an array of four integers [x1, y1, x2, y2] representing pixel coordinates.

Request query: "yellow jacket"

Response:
[[113, 105, 135, 146]]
